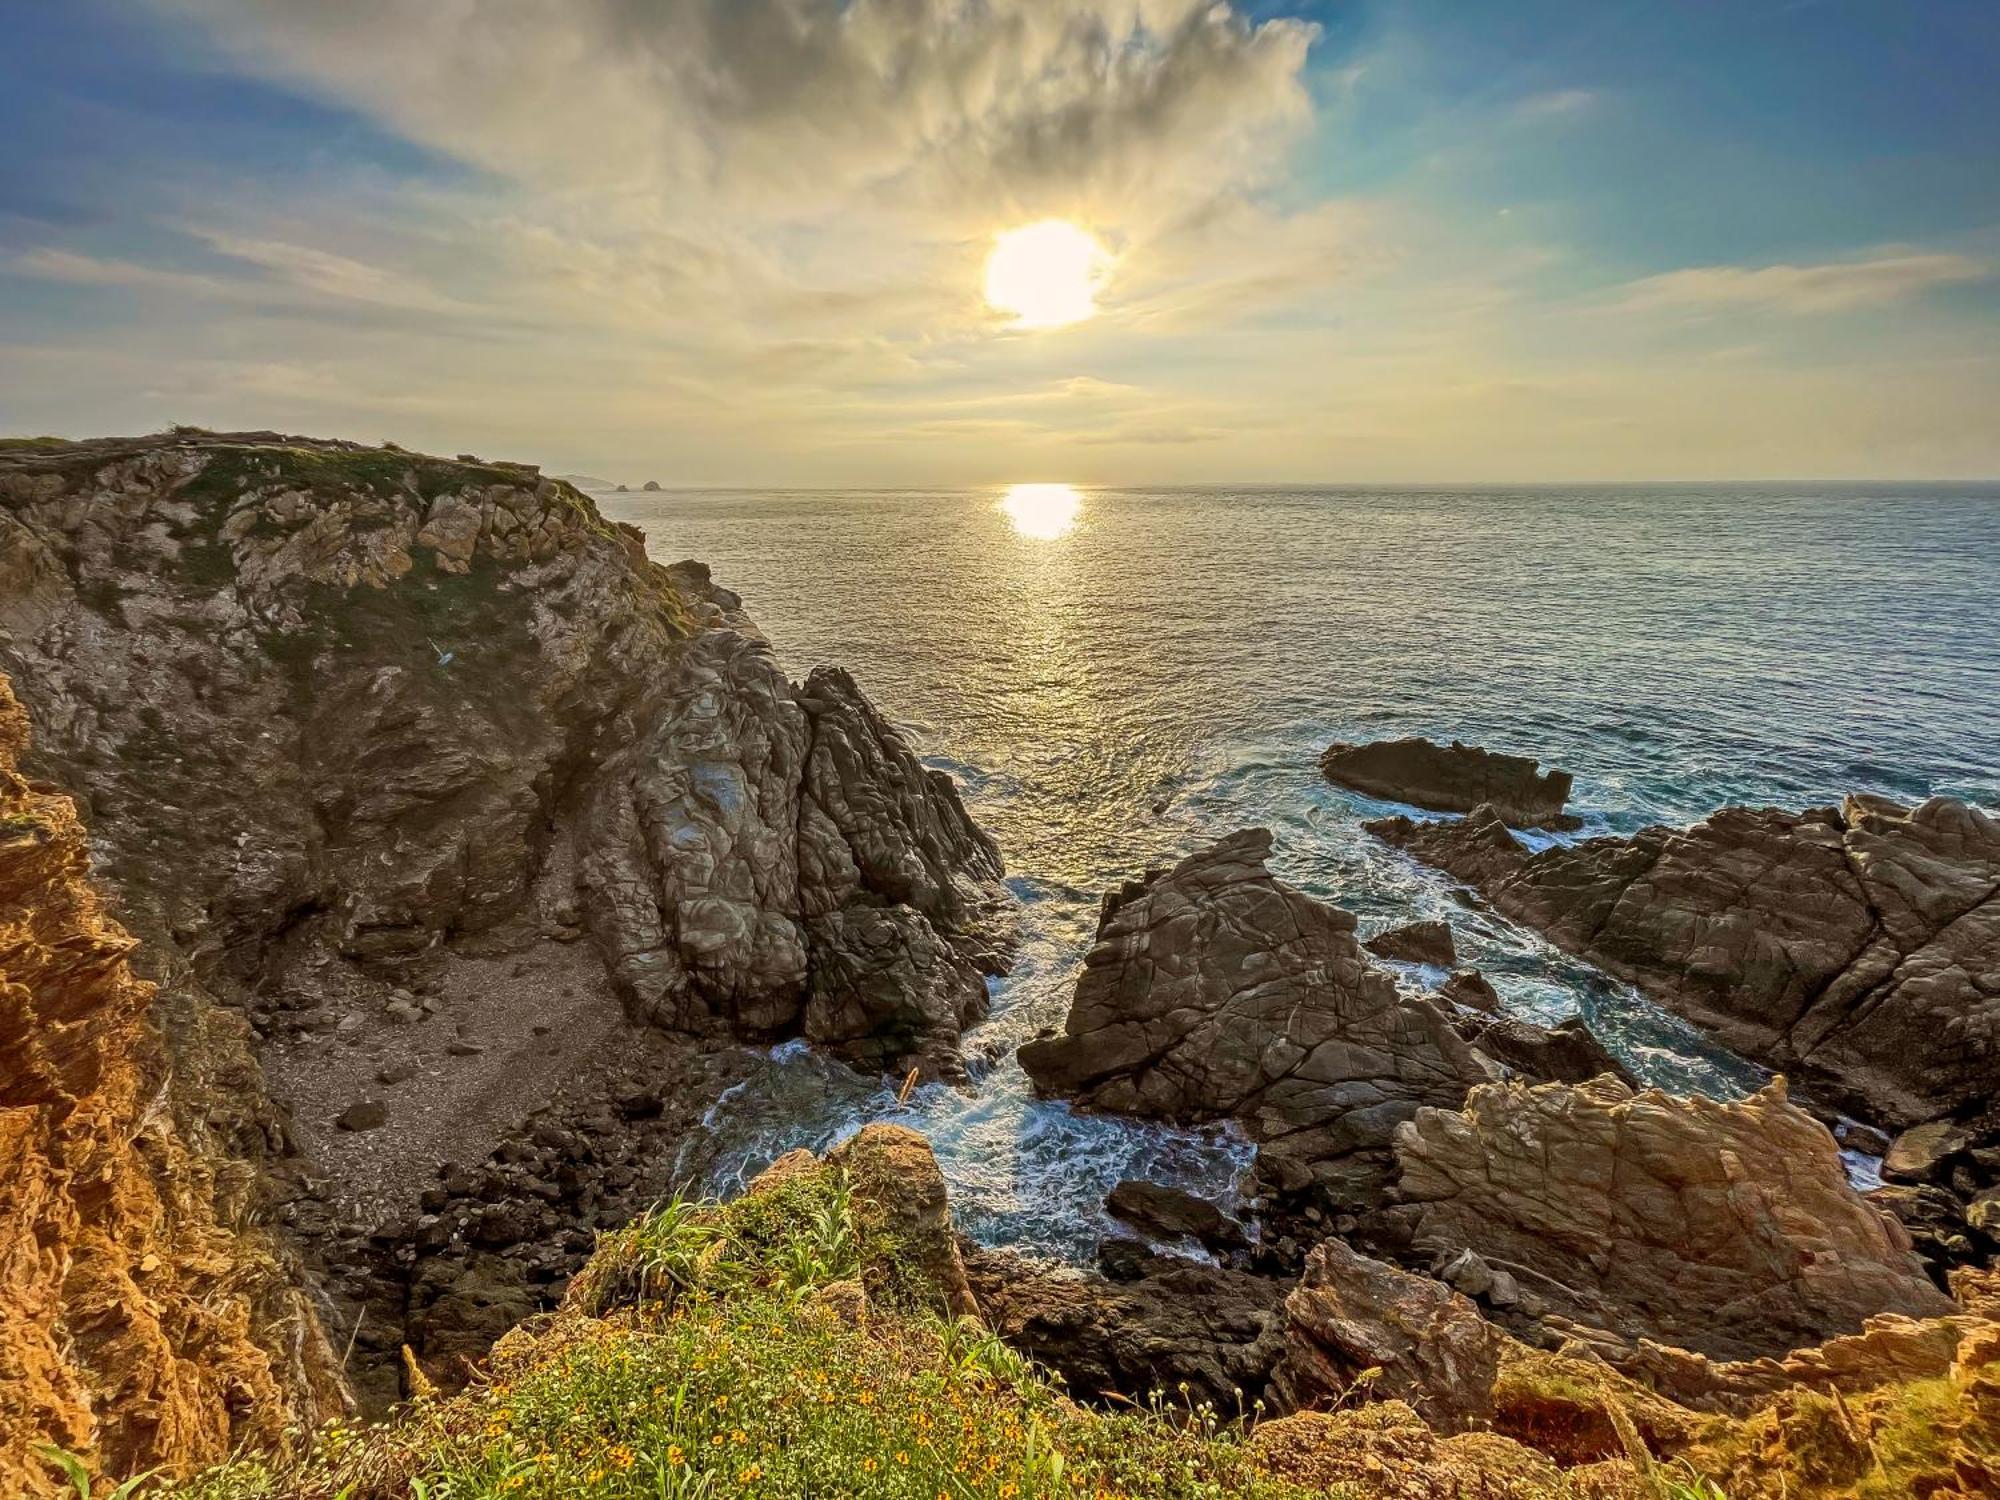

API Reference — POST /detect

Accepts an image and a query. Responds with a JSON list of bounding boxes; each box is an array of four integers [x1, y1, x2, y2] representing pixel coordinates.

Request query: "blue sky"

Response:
[[3, 0, 1996, 481]]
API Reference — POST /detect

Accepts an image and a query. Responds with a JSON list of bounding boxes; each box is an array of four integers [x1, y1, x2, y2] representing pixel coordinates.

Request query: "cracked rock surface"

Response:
[[0, 431, 1011, 1413], [1018, 828, 1488, 1209], [1386, 1076, 1954, 1361], [1368, 795, 2000, 1130]]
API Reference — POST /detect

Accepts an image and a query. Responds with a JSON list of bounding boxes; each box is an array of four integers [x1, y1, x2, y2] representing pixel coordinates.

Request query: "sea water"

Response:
[[597, 483, 2000, 1259]]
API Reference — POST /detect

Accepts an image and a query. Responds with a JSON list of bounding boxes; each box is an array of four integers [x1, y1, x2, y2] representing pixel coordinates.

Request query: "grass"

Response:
[[166, 1166, 1336, 1500]]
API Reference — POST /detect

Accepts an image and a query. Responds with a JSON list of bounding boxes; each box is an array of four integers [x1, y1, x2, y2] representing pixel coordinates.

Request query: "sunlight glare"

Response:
[[983, 221, 1109, 329], [1000, 483, 1082, 540]]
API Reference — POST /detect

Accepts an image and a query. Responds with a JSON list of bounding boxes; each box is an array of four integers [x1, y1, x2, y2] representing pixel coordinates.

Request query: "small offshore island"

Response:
[[0, 432, 1995, 1498]]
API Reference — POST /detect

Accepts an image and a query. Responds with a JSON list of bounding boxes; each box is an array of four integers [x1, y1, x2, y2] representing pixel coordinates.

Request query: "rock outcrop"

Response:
[[1369, 795, 2000, 1130], [0, 674, 343, 1495], [1455, 1013, 1636, 1088], [1366, 919, 1458, 968], [1387, 1077, 1954, 1361], [963, 1244, 1287, 1411], [1018, 829, 1487, 1210], [1273, 1237, 1509, 1432], [1321, 736, 1579, 829], [581, 648, 1006, 1075], [0, 433, 1011, 1427], [0, 433, 1009, 1084], [1105, 1180, 1250, 1259]]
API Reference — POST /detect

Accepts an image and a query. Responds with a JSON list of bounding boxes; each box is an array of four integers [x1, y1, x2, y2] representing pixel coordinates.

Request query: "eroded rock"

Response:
[[1368, 795, 2000, 1132], [1388, 1077, 1954, 1361], [964, 1244, 1286, 1411], [1321, 737, 1578, 829], [1018, 829, 1486, 1212]]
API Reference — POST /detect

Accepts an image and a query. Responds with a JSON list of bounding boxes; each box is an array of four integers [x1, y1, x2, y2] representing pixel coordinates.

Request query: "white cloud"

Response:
[[1612, 250, 1991, 316]]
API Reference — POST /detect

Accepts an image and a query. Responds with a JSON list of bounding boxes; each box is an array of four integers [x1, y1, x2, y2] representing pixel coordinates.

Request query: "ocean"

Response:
[[596, 482, 2000, 1258]]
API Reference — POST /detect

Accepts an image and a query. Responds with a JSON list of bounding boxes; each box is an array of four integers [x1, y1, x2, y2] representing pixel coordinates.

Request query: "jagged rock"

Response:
[[1320, 737, 1579, 829], [964, 1245, 1286, 1411], [1369, 795, 2000, 1130], [827, 1124, 978, 1318], [1366, 920, 1457, 968], [0, 674, 343, 1492], [1105, 1180, 1249, 1257], [1019, 830, 1485, 1209], [1388, 1077, 1955, 1360], [0, 434, 1012, 1436], [1273, 1237, 1510, 1432], [1436, 969, 1500, 1013], [1456, 1014, 1636, 1088], [2, 434, 1009, 1083], [579, 638, 1009, 1076], [1884, 1121, 1973, 1183]]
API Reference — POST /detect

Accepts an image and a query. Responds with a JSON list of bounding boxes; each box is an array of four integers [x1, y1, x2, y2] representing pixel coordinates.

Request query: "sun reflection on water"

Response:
[[1000, 482, 1082, 540]]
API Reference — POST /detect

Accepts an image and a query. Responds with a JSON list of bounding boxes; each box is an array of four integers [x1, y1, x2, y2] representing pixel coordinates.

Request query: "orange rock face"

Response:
[[0, 675, 339, 1495]]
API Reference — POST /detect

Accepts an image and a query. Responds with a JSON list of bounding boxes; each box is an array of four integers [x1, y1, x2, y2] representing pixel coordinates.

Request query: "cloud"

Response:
[[153, 0, 1318, 231], [8, 247, 234, 298], [1611, 250, 1991, 316], [1515, 88, 1599, 120]]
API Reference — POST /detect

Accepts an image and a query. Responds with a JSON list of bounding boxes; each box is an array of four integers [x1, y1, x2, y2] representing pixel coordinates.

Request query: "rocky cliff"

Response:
[[0, 431, 1011, 1468], [0, 673, 344, 1496]]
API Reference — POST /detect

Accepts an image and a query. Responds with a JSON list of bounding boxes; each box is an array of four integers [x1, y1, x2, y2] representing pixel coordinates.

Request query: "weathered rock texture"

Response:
[[1273, 1237, 1508, 1432], [0, 433, 1009, 1083], [1366, 919, 1458, 968], [1388, 1077, 1954, 1361], [1018, 829, 1486, 1207], [0, 432, 1010, 1453], [964, 1244, 1287, 1410], [1369, 795, 2000, 1130], [1321, 736, 1578, 829], [0, 675, 343, 1496]]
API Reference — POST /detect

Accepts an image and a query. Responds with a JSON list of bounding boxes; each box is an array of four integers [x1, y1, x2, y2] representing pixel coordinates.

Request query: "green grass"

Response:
[[167, 1169, 1333, 1500]]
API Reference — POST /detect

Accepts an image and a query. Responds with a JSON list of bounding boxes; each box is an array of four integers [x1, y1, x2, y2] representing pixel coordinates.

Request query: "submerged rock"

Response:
[[1387, 1076, 1954, 1361], [1018, 829, 1486, 1210], [1368, 795, 2000, 1131], [1320, 736, 1579, 829]]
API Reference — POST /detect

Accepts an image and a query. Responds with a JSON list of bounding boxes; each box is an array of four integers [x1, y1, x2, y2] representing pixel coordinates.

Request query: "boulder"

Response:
[[1272, 1237, 1510, 1432], [1884, 1121, 1973, 1184], [1105, 1180, 1249, 1257], [1369, 795, 2000, 1131], [827, 1123, 977, 1318], [1456, 1014, 1636, 1088], [1436, 970, 1500, 1013], [1320, 736, 1578, 829], [336, 1099, 390, 1132], [1018, 830, 1486, 1208], [1366, 919, 1457, 968], [964, 1245, 1286, 1411], [1388, 1076, 1955, 1361]]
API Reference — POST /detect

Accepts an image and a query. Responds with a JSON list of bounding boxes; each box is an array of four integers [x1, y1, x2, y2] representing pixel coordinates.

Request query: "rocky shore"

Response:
[[3, 431, 1996, 1496], [0, 432, 1013, 1471]]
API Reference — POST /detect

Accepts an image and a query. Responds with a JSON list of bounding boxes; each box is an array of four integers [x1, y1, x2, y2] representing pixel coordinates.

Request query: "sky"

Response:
[[3, 0, 1998, 484]]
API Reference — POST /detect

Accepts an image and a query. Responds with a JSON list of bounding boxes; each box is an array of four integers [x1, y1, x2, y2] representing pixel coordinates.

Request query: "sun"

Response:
[[1000, 483, 1082, 540], [983, 220, 1110, 329]]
